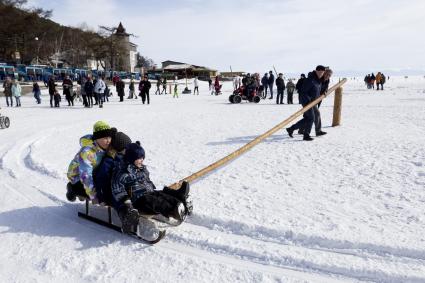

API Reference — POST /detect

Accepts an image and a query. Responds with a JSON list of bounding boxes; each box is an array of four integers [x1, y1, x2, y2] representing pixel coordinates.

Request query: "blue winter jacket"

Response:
[[93, 152, 123, 204], [111, 161, 156, 205], [300, 71, 322, 105]]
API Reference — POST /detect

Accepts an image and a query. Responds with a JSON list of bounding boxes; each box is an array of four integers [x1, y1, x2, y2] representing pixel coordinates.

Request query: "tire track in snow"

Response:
[[5, 127, 425, 283]]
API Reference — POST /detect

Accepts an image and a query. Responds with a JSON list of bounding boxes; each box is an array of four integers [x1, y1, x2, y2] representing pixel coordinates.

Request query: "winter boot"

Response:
[[286, 127, 294, 138], [316, 131, 327, 136], [66, 182, 76, 202], [303, 134, 314, 141], [118, 200, 140, 233], [171, 202, 187, 222]]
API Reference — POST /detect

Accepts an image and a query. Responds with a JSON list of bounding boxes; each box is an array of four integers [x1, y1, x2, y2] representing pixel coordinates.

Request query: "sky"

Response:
[[25, 0, 425, 74]]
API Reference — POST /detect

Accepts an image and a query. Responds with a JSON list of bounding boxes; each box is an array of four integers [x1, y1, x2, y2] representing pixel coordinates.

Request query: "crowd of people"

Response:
[[364, 72, 386, 90]]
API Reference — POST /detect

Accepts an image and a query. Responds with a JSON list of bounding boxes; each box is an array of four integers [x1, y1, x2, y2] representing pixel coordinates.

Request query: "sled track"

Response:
[[2, 131, 425, 282]]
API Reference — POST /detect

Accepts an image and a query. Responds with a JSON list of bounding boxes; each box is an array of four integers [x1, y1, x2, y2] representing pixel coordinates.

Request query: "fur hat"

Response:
[[112, 132, 132, 152], [124, 141, 145, 164], [315, 65, 326, 71], [92, 121, 113, 140]]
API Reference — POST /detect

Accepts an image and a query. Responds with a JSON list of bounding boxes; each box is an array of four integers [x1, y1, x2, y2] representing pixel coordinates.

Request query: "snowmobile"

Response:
[[0, 113, 10, 129], [229, 85, 261, 104]]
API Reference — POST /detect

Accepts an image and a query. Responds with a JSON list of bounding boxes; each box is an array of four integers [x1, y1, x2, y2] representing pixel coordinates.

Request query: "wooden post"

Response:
[[332, 87, 343, 127], [169, 84, 171, 94]]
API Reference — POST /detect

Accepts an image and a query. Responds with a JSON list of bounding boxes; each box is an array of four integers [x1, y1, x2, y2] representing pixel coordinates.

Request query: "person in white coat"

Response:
[[11, 78, 22, 107], [193, 77, 199, 95], [94, 76, 106, 108]]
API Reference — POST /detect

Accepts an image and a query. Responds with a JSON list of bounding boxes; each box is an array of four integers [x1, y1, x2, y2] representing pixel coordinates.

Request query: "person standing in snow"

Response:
[[11, 78, 22, 107], [193, 76, 199, 95], [268, 70, 275, 99], [62, 75, 74, 106], [116, 77, 125, 102], [173, 83, 179, 98], [128, 79, 135, 98], [161, 77, 167, 94], [275, 73, 285, 104], [295, 73, 306, 104], [95, 76, 106, 107], [3, 76, 13, 107], [48, 76, 57, 108], [139, 75, 151, 104], [84, 76, 94, 108], [261, 73, 268, 97], [380, 73, 386, 90], [286, 65, 326, 141], [286, 79, 295, 104]]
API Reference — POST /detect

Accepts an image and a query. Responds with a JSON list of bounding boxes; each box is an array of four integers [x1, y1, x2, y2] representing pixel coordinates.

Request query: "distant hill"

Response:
[[0, 2, 104, 67]]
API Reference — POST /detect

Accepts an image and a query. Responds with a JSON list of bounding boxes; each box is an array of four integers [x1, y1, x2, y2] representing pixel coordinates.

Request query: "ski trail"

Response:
[[2, 118, 425, 283]]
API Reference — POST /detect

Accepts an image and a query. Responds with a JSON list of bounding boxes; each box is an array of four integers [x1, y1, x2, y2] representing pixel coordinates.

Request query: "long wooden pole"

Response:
[[168, 78, 347, 189]]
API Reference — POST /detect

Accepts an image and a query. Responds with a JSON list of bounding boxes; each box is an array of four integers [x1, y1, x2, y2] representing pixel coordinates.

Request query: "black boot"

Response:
[[66, 182, 76, 202], [163, 181, 190, 202], [286, 128, 294, 138], [118, 200, 140, 233], [303, 134, 314, 141], [316, 131, 327, 136]]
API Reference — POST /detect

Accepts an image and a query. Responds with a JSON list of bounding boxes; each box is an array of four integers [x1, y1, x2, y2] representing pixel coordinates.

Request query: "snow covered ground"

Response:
[[0, 76, 424, 282]]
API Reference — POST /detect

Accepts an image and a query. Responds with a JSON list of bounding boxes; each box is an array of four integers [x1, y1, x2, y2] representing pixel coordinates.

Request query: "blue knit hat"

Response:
[[124, 141, 145, 164]]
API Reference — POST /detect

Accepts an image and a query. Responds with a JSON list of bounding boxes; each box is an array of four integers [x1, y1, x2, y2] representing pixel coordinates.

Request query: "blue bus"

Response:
[[0, 65, 16, 81], [25, 66, 44, 81]]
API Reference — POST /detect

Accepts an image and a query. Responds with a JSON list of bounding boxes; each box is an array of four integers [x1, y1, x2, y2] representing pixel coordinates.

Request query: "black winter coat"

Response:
[[295, 78, 305, 93], [111, 161, 156, 204], [268, 74, 275, 85], [300, 71, 322, 105], [275, 77, 285, 89], [84, 81, 94, 95]]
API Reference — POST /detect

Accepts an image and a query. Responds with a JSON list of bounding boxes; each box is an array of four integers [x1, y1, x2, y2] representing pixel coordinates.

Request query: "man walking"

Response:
[[286, 65, 326, 141]]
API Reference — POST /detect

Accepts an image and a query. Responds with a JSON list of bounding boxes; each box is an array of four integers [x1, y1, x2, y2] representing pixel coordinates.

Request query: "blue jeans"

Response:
[[268, 84, 274, 98]]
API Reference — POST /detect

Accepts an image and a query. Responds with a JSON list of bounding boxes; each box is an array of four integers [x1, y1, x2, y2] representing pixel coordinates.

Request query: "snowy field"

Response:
[[0, 76, 424, 282]]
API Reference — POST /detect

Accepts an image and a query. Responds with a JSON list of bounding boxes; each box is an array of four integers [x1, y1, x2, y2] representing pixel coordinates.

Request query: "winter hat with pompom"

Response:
[[124, 141, 145, 164], [92, 121, 113, 140]]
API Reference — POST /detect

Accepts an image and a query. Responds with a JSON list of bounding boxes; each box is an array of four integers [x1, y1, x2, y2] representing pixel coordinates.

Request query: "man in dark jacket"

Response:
[[139, 75, 152, 104], [116, 78, 125, 102], [48, 76, 57, 108], [268, 70, 275, 99], [84, 77, 94, 107], [295, 74, 306, 104], [286, 65, 325, 141], [275, 73, 285, 104]]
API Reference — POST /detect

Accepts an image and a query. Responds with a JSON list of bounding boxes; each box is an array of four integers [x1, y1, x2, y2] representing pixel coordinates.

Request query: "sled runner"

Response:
[[78, 200, 166, 244]]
